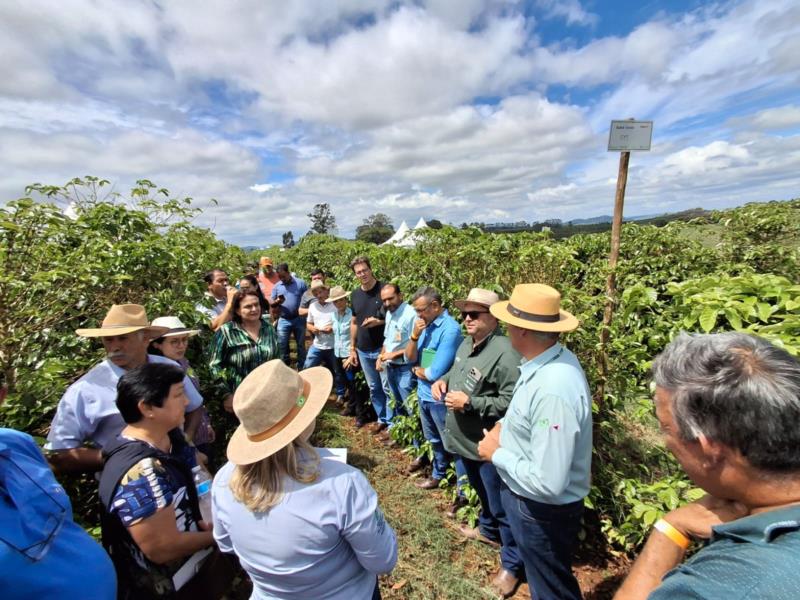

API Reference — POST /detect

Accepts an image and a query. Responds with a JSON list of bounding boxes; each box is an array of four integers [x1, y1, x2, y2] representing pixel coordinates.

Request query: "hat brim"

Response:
[[453, 299, 493, 311], [329, 291, 351, 302], [490, 301, 579, 332], [226, 366, 333, 465], [75, 325, 170, 339], [160, 328, 201, 338]]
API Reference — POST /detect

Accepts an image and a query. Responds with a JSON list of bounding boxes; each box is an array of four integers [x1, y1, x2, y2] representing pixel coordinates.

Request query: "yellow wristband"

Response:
[[653, 519, 691, 550], [410, 334, 419, 342]]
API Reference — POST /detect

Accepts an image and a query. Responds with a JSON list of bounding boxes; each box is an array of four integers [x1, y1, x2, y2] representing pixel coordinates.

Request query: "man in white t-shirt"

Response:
[[304, 281, 339, 386]]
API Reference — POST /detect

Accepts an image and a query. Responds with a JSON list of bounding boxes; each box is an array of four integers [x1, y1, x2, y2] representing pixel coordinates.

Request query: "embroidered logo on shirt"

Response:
[[537, 418, 550, 427]]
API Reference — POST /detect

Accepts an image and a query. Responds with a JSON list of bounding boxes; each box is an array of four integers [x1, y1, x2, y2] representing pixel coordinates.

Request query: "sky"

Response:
[[1, 0, 798, 246]]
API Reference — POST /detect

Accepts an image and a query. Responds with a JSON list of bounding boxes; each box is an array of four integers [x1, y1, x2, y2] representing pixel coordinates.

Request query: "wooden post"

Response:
[[598, 150, 630, 407]]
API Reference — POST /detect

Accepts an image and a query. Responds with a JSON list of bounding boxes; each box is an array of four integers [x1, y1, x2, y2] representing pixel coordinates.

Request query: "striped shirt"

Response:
[[332, 307, 353, 358], [209, 316, 280, 393]]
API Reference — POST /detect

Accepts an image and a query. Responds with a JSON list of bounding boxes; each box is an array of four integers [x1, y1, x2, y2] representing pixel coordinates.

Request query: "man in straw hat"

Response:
[[45, 304, 205, 474], [433, 288, 524, 593], [478, 284, 591, 600], [212, 359, 398, 598]]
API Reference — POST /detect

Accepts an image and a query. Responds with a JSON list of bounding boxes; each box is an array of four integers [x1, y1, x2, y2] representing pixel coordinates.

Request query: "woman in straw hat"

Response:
[[150, 316, 215, 458], [211, 360, 398, 599]]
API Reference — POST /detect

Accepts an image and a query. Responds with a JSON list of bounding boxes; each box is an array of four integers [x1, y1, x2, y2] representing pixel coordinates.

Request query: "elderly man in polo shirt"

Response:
[[478, 284, 591, 600], [46, 304, 205, 474], [433, 288, 524, 597], [614, 332, 800, 600]]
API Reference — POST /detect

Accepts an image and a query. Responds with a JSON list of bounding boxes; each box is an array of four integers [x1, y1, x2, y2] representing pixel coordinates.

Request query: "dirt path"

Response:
[[316, 404, 628, 600]]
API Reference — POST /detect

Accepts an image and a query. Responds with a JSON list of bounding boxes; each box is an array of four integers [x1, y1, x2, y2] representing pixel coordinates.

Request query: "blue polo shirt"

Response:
[[415, 310, 463, 403], [649, 505, 800, 599], [271, 276, 308, 319], [0, 428, 116, 598]]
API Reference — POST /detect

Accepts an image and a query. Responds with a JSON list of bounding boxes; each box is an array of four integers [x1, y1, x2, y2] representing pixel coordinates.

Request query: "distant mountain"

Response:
[[568, 215, 612, 225]]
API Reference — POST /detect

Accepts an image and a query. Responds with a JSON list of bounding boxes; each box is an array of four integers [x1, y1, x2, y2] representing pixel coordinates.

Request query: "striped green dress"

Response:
[[209, 316, 280, 393]]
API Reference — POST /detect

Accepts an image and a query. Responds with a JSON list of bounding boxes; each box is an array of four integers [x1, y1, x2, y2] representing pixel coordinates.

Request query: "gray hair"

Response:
[[652, 332, 800, 474], [410, 286, 443, 306]]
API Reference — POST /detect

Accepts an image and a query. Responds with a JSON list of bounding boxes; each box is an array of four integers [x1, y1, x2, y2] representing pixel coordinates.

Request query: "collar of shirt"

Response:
[[428, 309, 449, 329], [712, 504, 800, 544], [517, 341, 563, 382], [470, 327, 501, 356]]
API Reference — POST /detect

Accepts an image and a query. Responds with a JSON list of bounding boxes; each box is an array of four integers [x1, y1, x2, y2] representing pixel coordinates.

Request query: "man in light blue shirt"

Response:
[[405, 286, 464, 489], [45, 304, 205, 474], [479, 284, 591, 599], [271, 262, 309, 368], [376, 283, 417, 441]]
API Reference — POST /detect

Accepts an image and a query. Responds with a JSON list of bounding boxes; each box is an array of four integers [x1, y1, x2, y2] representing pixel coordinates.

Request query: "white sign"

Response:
[[608, 120, 653, 151]]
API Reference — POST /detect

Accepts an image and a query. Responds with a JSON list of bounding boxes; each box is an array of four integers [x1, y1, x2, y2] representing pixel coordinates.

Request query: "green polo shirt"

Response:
[[442, 329, 521, 461], [650, 505, 800, 599]]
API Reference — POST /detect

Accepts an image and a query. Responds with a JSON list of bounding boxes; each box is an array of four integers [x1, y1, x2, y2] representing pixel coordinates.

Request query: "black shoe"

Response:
[[340, 406, 356, 417], [354, 418, 368, 428]]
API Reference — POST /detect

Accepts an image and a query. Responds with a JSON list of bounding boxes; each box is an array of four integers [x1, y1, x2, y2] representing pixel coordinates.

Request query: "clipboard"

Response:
[[421, 348, 436, 369]]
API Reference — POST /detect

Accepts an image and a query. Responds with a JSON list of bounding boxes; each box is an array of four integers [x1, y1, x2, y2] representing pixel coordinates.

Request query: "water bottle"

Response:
[[192, 465, 213, 523]]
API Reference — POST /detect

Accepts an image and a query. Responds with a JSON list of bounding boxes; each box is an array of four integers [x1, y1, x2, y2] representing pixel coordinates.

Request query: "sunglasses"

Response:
[[461, 310, 489, 320]]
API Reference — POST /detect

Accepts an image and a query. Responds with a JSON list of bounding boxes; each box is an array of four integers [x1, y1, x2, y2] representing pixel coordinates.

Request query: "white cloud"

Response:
[[742, 105, 800, 130], [536, 0, 598, 27]]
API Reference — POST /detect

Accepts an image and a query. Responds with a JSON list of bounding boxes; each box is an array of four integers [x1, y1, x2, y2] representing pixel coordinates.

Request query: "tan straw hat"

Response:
[[75, 304, 170, 339], [150, 316, 201, 338], [454, 288, 500, 311], [227, 360, 332, 465], [310, 279, 330, 291], [328, 285, 350, 302], [490, 284, 579, 332]]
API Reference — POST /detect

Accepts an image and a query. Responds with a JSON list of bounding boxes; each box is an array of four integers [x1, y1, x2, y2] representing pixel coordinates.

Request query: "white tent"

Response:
[[382, 218, 429, 247]]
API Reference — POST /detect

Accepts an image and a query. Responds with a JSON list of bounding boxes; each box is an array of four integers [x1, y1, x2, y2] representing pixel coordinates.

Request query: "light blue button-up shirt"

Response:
[[332, 307, 353, 358], [416, 310, 463, 403], [382, 302, 416, 364], [45, 354, 204, 451], [492, 342, 592, 505]]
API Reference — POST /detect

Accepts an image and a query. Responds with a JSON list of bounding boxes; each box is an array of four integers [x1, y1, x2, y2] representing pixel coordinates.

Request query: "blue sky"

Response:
[[1, 0, 798, 245]]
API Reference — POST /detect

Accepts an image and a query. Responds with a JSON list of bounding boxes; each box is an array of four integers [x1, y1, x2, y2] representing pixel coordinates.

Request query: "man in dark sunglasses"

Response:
[[431, 288, 524, 598]]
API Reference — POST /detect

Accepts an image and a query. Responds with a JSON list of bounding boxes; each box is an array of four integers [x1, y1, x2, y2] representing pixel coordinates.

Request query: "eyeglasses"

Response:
[[461, 310, 489, 320], [414, 303, 431, 314]]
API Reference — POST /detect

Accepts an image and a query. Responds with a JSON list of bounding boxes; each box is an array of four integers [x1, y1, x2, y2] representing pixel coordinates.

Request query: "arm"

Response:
[[341, 472, 398, 574], [45, 387, 103, 474], [184, 408, 202, 443], [349, 316, 359, 366], [424, 324, 463, 382], [306, 307, 317, 334], [210, 288, 237, 332], [208, 328, 234, 394], [491, 394, 579, 498], [614, 496, 749, 600], [404, 318, 426, 363], [128, 505, 214, 564], [47, 447, 103, 474]]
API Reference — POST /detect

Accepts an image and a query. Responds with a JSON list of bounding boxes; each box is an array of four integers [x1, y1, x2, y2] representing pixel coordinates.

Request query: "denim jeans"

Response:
[[500, 481, 583, 600], [303, 346, 343, 396], [357, 348, 391, 425], [460, 457, 523, 575], [277, 315, 306, 368], [419, 400, 467, 486], [384, 363, 416, 420]]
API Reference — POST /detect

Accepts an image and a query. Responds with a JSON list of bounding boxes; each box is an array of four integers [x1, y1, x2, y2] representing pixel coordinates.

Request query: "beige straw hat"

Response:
[[490, 284, 579, 332], [75, 304, 170, 339], [227, 360, 332, 465], [328, 286, 351, 302], [150, 316, 201, 338], [454, 288, 501, 311], [310, 279, 330, 291]]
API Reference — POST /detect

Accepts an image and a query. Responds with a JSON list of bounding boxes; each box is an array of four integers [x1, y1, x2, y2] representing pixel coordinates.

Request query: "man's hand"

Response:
[[431, 379, 447, 401], [223, 394, 234, 413], [361, 316, 381, 328], [226, 286, 238, 304], [664, 494, 749, 541], [375, 357, 384, 372], [444, 390, 470, 412], [320, 324, 334, 334], [477, 422, 502, 461], [349, 350, 359, 367], [412, 317, 427, 337], [413, 366, 429, 382]]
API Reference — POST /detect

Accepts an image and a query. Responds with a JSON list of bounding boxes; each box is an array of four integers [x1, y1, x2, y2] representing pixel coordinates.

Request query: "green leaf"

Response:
[[699, 307, 718, 332]]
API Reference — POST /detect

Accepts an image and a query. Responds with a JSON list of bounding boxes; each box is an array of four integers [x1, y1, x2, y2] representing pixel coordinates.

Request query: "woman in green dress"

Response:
[[210, 289, 280, 414]]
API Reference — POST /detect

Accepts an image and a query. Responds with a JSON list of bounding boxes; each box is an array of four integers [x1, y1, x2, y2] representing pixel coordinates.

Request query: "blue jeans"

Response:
[[384, 363, 416, 421], [419, 400, 467, 486], [277, 315, 306, 368], [461, 457, 523, 574], [357, 349, 391, 425], [500, 481, 583, 600], [303, 346, 344, 396]]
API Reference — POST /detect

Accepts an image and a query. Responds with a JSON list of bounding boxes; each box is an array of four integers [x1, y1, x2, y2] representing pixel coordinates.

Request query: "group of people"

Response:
[[1, 253, 799, 600]]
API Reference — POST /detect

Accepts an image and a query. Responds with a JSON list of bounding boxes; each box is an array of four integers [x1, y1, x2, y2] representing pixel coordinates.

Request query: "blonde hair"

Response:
[[229, 438, 320, 512]]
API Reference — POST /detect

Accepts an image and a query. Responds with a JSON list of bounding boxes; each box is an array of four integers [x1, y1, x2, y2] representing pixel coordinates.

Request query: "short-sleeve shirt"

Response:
[[195, 293, 227, 324], [212, 453, 398, 599], [258, 272, 280, 298], [0, 428, 117, 599], [332, 307, 353, 358], [382, 302, 416, 364], [649, 505, 800, 599], [351, 281, 385, 352], [46, 354, 204, 452], [307, 301, 337, 350]]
